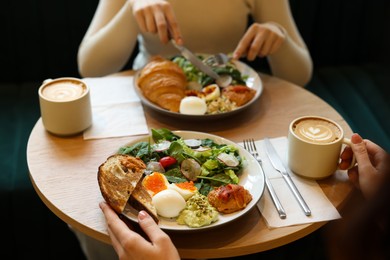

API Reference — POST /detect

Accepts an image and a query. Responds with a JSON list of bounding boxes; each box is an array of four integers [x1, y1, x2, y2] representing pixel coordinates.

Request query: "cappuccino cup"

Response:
[[38, 77, 92, 136], [287, 115, 355, 179]]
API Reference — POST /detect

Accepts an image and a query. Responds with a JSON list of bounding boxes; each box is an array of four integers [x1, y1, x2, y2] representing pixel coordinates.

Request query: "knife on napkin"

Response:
[[263, 137, 312, 216]]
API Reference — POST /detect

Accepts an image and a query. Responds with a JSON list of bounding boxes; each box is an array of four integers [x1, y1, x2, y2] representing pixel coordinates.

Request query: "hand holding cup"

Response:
[[287, 115, 356, 179]]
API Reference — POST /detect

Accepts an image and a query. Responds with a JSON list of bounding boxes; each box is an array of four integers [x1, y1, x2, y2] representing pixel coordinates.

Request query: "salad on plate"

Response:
[[118, 128, 253, 228]]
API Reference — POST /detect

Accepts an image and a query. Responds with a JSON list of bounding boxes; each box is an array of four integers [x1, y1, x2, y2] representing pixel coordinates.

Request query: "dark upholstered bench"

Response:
[[290, 0, 390, 151]]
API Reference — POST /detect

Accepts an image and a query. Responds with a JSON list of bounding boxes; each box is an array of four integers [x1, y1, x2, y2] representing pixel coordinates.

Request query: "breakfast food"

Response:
[[97, 154, 158, 222], [137, 55, 257, 115], [177, 192, 219, 228], [168, 181, 197, 200], [142, 172, 169, 197], [179, 96, 207, 115], [152, 189, 186, 218], [137, 56, 187, 112], [128, 180, 159, 223], [221, 85, 256, 107], [101, 128, 255, 228], [207, 184, 252, 214]]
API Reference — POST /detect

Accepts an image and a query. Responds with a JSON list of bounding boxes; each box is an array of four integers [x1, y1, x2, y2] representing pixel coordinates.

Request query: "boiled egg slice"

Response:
[[179, 96, 207, 115], [168, 181, 197, 200], [142, 172, 169, 197], [202, 84, 220, 101], [152, 189, 186, 218]]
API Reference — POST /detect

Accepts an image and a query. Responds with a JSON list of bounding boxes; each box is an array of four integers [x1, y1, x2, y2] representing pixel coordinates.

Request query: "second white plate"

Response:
[[134, 60, 262, 120]]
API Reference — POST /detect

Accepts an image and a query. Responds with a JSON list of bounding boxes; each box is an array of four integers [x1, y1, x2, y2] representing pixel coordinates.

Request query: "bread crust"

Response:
[[98, 154, 146, 213], [129, 180, 159, 223], [98, 154, 159, 222]]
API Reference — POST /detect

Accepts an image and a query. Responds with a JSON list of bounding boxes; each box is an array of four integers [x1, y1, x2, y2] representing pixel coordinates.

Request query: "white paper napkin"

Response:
[[249, 137, 341, 228], [82, 76, 149, 140]]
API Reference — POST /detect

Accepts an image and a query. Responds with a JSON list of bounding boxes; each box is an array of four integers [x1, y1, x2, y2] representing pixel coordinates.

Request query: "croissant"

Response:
[[207, 184, 252, 214], [137, 56, 187, 112]]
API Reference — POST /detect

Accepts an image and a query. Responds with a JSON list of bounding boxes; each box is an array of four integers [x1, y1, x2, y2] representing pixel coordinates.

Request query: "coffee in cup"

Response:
[[288, 115, 355, 179], [38, 77, 92, 136], [292, 117, 342, 144], [41, 79, 86, 102]]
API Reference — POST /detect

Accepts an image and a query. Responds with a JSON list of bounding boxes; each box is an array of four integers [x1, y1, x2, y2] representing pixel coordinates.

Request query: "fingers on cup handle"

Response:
[[343, 138, 356, 169]]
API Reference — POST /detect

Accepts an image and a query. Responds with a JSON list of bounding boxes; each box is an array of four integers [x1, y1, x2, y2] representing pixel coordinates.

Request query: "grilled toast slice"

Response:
[[98, 154, 145, 214], [129, 180, 159, 223], [98, 154, 159, 222]]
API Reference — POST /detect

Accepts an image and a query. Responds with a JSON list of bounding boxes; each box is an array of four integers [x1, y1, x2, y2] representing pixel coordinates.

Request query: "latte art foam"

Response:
[[42, 80, 86, 101], [293, 118, 341, 144]]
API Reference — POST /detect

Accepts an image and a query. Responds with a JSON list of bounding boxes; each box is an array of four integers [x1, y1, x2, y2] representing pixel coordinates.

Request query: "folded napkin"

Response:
[[82, 76, 149, 140], [249, 137, 341, 228]]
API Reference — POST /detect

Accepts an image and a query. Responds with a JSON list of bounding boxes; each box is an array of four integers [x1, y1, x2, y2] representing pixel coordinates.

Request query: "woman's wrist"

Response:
[[266, 21, 287, 37]]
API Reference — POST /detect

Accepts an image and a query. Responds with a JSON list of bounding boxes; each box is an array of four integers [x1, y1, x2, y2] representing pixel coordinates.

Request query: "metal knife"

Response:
[[263, 137, 311, 216], [171, 40, 220, 79]]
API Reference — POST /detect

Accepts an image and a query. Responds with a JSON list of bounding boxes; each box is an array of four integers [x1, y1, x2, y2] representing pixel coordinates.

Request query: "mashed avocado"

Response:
[[177, 192, 219, 228]]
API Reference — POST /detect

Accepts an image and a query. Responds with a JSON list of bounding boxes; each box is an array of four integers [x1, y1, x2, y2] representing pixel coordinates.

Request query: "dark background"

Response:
[[1, 0, 389, 259]]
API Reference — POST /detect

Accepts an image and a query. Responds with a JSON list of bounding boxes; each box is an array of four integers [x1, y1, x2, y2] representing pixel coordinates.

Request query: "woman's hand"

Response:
[[340, 133, 388, 199], [233, 22, 286, 61], [131, 0, 182, 44], [99, 202, 180, 260]]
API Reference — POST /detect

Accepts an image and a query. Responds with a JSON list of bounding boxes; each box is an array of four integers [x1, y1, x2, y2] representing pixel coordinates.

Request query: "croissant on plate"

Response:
[[207, 184, 252, 214], [137, 56, 187, 112]]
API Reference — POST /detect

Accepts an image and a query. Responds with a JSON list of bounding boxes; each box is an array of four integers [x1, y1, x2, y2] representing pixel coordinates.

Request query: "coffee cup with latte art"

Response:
[[288, 116, 355, 179], [38, 77, 92, 136]]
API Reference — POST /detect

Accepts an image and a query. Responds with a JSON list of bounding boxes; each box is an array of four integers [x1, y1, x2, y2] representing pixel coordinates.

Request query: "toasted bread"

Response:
[[129, 180, 159, 223], [98, 154, 159, 222], [98, 154, 145, 214]]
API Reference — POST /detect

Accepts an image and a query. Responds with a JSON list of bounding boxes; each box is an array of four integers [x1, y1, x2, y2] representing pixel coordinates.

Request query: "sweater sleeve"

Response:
[[77, 0, 139, 77], [251, 0, 313, 87]]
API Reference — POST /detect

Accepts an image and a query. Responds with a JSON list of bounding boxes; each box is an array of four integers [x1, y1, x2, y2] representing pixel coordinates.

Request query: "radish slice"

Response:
[[193, 146, 211, 152], [153, 140, 171, 152], [184, 139, 202, 148], [146, 161, 165, 174], [217, 153, 239, 167], [180, 158, 201, 181]]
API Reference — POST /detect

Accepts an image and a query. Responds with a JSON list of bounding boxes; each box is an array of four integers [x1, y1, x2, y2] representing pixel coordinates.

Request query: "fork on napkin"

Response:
[[244, 137, 341, 228]]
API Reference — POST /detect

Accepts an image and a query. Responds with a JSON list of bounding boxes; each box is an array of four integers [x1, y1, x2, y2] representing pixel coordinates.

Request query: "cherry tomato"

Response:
[[159, 156, 177, 168]]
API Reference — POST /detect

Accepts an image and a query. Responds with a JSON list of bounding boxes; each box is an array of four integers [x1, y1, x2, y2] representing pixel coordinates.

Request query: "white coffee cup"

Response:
[[38, 77, 92, 136], [287, 115, 355, 179]]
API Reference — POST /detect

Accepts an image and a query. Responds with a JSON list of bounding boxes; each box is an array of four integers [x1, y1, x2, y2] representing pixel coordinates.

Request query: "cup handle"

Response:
[[42, 78, 53, 84], [341, 138, 356, 170]]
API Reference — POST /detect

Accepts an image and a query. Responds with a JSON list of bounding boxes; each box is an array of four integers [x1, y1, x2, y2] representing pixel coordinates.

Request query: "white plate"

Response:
[[133, 60, 262, 120], [121, 131, 265, 231]]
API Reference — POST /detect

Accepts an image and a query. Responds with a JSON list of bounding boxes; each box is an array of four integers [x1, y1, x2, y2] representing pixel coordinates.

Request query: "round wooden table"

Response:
[[27, 71, 353, 259]]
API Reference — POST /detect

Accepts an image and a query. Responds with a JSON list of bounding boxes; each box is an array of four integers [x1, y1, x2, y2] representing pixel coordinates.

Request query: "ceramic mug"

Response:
[[287, 115, 355, 179], [38, 77, 92, 136]]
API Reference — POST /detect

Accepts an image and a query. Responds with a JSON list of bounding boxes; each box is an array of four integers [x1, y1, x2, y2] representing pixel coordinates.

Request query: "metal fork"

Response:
[[243, 138, 287, 219], [203, 53, 231, 66]]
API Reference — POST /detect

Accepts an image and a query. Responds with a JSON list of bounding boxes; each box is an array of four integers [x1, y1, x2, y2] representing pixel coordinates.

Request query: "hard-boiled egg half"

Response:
[[152, 189, 186, 218], [142, 172, 187, 218], [168, 181, 197, 200], [179, 96, 207, 115], [142, 172, 169, 197], [202, 84, 220, 101]]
